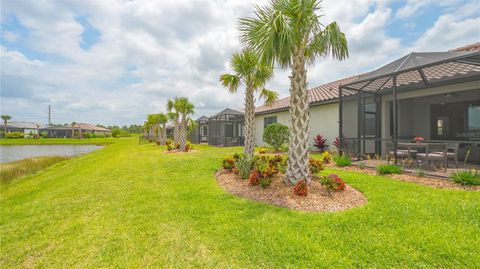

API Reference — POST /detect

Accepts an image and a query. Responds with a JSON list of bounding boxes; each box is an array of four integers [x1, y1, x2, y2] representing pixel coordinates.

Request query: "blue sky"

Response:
[[1, 0, 479, 125]]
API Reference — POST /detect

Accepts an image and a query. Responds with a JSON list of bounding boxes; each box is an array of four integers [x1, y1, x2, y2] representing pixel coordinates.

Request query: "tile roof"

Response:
[[255, 43, 480, 114], [42, 123, 111, 132]]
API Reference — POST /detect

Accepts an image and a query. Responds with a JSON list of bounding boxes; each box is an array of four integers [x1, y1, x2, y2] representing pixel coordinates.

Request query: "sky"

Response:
[[1, 0, 479, 126]]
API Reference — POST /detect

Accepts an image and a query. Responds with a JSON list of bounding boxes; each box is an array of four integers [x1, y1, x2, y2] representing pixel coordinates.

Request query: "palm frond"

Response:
[[219, 74, 240, 93], [259, 88, 279, 106]]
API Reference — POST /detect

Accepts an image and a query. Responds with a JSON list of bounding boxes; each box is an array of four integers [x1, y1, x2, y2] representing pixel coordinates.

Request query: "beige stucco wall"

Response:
[[255, 102, 341, 150], [255, 80, 480, 153]]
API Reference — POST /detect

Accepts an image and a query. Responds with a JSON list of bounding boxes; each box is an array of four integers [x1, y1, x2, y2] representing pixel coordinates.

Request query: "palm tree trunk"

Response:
[[285, 49, 310, 185], [173, 121, 180, 146], [244, 87, 255, 157], [180, 118, 187, 151], [3, 120, 7, 136]]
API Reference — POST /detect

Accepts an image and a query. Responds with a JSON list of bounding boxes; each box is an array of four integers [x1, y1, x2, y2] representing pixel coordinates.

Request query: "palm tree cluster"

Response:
[[144, 97, 195, 151], [221, 0, 348, 184]]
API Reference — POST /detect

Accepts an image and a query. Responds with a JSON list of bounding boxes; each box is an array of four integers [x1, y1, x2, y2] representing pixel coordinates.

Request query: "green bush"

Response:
[[5, 132, 24, 139], [263, 123, 289, 152], [235, 155, 254, 180], [450, 170, 480, 185], [333, 155, 351, 167], [40, 131, 48, 138], [377, 164, 402, 175]]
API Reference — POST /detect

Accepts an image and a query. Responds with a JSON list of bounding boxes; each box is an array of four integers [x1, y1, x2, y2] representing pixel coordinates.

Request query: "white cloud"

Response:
[[1, 0, 478, 125]]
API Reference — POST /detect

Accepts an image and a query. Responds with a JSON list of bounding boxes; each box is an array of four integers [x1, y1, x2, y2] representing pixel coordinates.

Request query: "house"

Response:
[[42, 123, 112, 138], [208, 108, 244, 147], [190, 116, 209, 144], [1, 121, 45, 138], [254, 43, 480, 163]]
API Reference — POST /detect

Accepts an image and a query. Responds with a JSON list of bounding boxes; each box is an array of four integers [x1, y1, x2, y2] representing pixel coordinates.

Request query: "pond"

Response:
[[0, 145, 104, 163]]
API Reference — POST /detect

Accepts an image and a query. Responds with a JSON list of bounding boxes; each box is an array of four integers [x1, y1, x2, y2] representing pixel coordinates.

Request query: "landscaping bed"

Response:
[[216, 169, 367, 212]]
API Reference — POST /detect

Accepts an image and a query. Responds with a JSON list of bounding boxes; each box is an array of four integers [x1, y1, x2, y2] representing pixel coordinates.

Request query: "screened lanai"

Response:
[[208, 108, 245, 147], [338, 50, 480, 165], [190, 116, 209, 144]]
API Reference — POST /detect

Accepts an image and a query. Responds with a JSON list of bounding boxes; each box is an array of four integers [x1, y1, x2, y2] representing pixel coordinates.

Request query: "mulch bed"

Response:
[[163, 149, 198, 154], [215, 170, 367, 212], [327, 164, 480, 191]]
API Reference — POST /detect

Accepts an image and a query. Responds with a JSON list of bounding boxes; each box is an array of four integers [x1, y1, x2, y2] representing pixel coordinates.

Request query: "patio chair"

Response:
[[386, 142, 416, 165], [416, 142, 448, 170], [432, 143, 459, 168]]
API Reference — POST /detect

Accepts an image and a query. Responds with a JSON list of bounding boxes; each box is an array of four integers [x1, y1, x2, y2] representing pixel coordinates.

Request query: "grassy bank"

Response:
[[1, 137, 479, 268], [0, 137, 125, 145], [1, 156, 70, 184]]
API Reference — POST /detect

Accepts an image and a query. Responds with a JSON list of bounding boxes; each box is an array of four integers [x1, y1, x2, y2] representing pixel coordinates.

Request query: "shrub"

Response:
[[263, 123, 289, 152], [333, 137, 341, 149], [176, 143, 180, 150], [377, 164, 402, 175], [40, 131, 48, 138], [321, 174, 346, 192], [313, 135, 328, 152], [450, 170, 480, 185], [308, 159, 324, 174], [166, 139, 174, 151], [156, 141, 161, 146], [235, 155, 254, 180], [258, 148, 268, 154], [320, 151, 331, 164], [359, 162, 366, 169], [259, 178, 272, 188], [416, 169, 425, 177], [222, 157, 236, 172], [5, 132, 24, 139], [185, 142, 192, 152], [293, 180, 308, 196], [333, 155, 351, 167], [84, 132, 94, 139], [249, 170, 260, 185], [232, 152, 243, 161]]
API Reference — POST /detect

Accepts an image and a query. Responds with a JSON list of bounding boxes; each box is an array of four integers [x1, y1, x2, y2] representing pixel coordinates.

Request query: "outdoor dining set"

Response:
[[386, 140, 464, 170]]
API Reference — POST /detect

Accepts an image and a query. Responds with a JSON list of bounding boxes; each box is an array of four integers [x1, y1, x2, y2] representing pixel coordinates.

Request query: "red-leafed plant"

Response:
[[249, 170, 260, 185], [222, 157, 235, 172], [313, 134, 328, 152], [333, 137, 341, 149], [321, 174, 346, 192], [293, 180, 308, 196]]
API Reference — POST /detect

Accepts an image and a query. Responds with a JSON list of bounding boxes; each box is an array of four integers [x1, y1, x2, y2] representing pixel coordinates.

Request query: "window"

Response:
[[364, 103, 376, 137], [264, 116, 277, 128], [468, 105, 480, 130]]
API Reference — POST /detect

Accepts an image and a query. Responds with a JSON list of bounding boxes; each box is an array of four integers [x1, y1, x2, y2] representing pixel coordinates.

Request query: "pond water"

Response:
[[0, 145, 104, 163]]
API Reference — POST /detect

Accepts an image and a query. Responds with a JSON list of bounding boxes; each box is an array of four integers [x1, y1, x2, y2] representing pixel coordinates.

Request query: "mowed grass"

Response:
[[0, 137, 121, 145], [1, 137, 479, 268], [1, 156, 70, 184]]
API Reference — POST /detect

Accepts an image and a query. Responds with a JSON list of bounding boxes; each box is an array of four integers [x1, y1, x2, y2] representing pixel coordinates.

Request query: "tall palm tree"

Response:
[[157, 113, 169, 145], [239, 0, 348, 184], [167, 99, 181, 146], [1, 115, 12, 136], [220, 48, 278, 157], [174, 97, 195, 151], [71, 122, 77, 139]]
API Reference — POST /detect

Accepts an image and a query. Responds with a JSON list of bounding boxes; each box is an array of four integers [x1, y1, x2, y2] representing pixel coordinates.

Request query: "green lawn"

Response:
[[1, 137, 479, 268], [0, 137, 122, 145]]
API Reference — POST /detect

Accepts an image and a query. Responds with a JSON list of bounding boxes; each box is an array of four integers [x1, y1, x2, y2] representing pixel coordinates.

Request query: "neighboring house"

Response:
[[254, 43, 480, 162], [42, 123, 112, 138], [190, 116, 209, 144], [208, 108, 245, 147], [0, 121, 45, 138]]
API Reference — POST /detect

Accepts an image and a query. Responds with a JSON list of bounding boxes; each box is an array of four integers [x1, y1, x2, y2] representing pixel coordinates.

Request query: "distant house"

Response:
[[190, 116, 209, 144], [208, 108, 245, 147], [1, 121, 45, 138], [42, 123, 112, 138]]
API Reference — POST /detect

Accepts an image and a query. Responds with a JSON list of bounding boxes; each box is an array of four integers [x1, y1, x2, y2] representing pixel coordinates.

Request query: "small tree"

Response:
[[1, 115, 12, 136], [263, 123, 289, 152]]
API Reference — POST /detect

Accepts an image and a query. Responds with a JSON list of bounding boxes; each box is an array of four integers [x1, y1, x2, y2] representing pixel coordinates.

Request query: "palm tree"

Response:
[[71, 122, 77, 139], [157, 113, 169, 145], [147, 114, 160, 143], [1, 115, 12, 136], [220, 48, 278, 157], [239, 0, 348, 184], [174, 97, 195, 151], [167, 99, 181, 146]]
